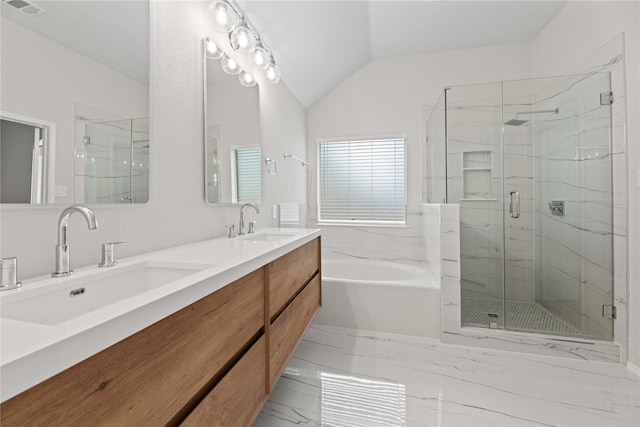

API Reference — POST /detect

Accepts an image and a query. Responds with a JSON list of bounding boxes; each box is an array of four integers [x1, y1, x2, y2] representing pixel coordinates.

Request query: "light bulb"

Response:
[[264, 62, 281, 84], [250, 46, 272, 70], [208, 0, 238, 33], [221, 55, 241, 75], [205, 39, 224, 59], [229, 25, 257, 53], [239, 71, 256, 87]]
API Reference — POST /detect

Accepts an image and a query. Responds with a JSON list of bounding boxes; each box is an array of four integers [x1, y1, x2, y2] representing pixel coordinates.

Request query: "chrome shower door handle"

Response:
[[509, 190, 520, 218]]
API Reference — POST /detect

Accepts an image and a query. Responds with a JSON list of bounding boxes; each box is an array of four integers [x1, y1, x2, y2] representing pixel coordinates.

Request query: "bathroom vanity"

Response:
[[0, 229, 321, 426]]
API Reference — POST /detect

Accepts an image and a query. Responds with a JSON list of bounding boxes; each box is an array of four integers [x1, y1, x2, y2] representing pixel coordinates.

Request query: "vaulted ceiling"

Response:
[[237, 0, 568, 108], [1, 0, 568, 109], [1, 1, 149, 84]]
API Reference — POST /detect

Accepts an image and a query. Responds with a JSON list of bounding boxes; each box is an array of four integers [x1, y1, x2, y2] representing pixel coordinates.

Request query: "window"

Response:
[[233, 146, 261, 203], [318, 137, 406, 225]]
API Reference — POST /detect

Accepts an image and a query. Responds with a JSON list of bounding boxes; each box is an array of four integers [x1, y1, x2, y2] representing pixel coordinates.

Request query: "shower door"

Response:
[[449, 72, 614, 340], [502, 73, 614, 339]]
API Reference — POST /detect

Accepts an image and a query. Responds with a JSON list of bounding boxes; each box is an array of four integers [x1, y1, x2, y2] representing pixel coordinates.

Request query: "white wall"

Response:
[[531, 0, 640, 369], [0, 1, 308, 279], [307, 42, 532, 262], [0, 17, 149, 204], [260, 78, 309, 225]]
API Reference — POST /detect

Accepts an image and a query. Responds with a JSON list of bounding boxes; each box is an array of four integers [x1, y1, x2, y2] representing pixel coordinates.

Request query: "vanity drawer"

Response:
[[181, 335, 267, 426], [0, 268, 265, 427], [269, 274, 321, 389], [268, 238, 320, 318]]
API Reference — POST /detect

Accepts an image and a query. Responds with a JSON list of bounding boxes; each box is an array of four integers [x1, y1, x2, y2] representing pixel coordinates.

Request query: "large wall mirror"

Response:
[[204, 38, 261, 205], [0, 0, 150, 205]]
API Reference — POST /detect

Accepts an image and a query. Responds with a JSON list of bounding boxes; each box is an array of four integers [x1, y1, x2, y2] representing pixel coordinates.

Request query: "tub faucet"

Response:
[[52, 205, 98, 277], [238, 203, 259, 235]]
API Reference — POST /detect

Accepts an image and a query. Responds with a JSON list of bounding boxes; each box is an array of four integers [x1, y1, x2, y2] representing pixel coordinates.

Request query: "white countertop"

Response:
[[0, 228, 320, 402]]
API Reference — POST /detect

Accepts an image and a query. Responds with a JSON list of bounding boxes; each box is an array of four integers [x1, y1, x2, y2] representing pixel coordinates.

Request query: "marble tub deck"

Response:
[[254, 325, 639, 427]]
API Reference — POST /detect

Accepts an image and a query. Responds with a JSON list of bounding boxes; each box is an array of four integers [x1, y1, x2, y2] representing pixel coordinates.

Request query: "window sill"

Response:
[[316, 221, 409, 229]]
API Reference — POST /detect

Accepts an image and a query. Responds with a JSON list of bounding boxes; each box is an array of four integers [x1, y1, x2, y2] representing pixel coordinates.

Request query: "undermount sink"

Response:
[[1, 261, 210, 326], [238, 230, 300, 242]]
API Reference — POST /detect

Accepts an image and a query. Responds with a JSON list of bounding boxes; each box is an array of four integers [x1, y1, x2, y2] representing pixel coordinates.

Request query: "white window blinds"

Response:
[[318, 138, 406, 225], [235, 147, 261, 203]]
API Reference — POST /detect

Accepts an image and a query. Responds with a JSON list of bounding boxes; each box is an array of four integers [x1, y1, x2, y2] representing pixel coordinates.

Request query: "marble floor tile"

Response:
[[254, 325, 640, 427]]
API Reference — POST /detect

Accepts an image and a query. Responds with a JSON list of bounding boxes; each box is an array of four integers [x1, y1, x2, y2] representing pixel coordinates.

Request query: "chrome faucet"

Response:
[[52, 205, 98, 277], [238, 203, 259, 235]]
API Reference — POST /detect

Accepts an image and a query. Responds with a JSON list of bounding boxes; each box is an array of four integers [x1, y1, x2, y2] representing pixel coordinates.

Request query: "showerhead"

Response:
[[504, 107, 559, 127], [504, 118, 528, 126]]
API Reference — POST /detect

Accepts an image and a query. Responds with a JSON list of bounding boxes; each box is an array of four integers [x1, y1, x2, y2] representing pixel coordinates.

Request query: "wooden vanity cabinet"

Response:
[[181, 336, 267, 426], [0, 237, 321, 427], [1, 268, 265, 427], [267, 238, 322, 390], [268, 238, 320, 320], [185, 237, 322, 424], [269, 274, 321, 389]]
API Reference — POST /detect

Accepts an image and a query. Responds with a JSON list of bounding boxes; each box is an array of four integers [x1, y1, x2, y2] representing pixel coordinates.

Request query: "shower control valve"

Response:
[[548, 201, 565, 216]]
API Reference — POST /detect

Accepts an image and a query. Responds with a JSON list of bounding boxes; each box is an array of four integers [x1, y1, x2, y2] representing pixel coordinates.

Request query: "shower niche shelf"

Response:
[[461, 150, 494, 201]]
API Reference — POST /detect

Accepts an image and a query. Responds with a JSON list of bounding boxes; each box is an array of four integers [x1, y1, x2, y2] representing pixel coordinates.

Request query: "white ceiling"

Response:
[[1, 1, 567, 108], [1, 0, 149, 85], [237, 0, 568, 108]]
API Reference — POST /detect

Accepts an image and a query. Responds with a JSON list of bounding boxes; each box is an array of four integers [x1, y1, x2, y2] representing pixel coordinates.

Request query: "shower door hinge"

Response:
[[600, 91, 614, 105], [602, 305, 617, 319]]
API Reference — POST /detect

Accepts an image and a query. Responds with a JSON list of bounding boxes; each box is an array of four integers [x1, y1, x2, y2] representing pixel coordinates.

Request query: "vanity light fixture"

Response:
[[221, 54, 241, 75], [250, 44, 272, 70], [229, 19, 257, 53], [206, 39, 224, 59], [207, 0, 280, 84], [238, 70, 256, 87], [208, 0, 238, 33], [264, 60, 281, 84]]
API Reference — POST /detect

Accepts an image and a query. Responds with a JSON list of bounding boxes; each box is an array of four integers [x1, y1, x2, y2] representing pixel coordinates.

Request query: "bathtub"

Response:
[[313, 259, 441, 338]]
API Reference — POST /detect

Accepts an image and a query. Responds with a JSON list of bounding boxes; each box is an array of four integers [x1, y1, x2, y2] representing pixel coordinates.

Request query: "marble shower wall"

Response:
[[422, 204, 441, 278], [529, 40, 626, 341], [554, 34, 628, 359], [423, 204, 462, 337]]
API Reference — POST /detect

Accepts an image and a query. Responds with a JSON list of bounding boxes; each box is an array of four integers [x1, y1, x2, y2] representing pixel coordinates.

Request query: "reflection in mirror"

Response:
[[75, 104, 150, 204], [1, 112, 56, 204], [204, 38, 261, 205], [0, 0, 149, 204]]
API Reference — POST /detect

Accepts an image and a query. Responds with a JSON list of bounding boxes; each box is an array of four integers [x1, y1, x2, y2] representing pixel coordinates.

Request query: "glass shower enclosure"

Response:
[[425, 72, 614, 340], [83, 118, 150, 203]]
